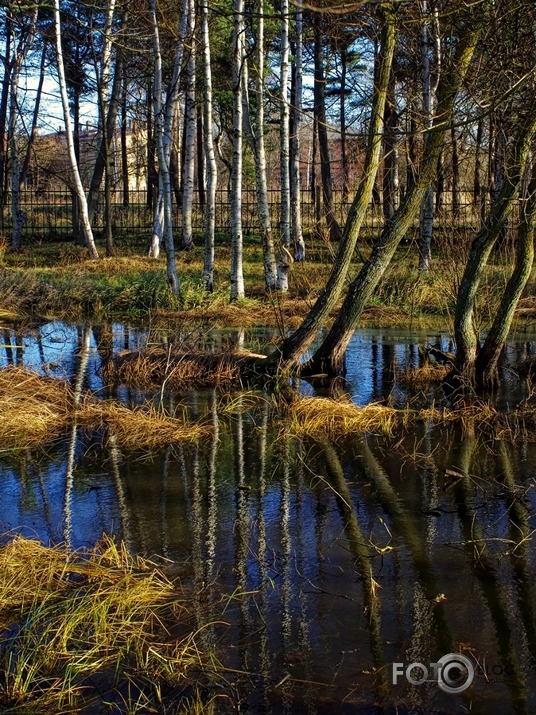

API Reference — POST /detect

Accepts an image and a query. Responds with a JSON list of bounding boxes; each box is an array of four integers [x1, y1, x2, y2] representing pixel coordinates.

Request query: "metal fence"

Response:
[[3, 187, 492, 241]]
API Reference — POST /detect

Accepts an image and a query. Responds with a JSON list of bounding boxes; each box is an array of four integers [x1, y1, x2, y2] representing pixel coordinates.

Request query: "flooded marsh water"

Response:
[[1, 320, 536, 713]]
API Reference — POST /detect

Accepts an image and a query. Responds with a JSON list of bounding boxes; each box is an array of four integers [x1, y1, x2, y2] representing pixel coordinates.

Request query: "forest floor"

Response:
[[1, 233, 534, 332]]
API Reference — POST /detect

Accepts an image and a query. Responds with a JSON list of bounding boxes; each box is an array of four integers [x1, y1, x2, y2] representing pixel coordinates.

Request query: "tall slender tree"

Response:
[[201, 0, 218, 292], [277, 0, 292, 291], [230, 0, 245, 301], [53, 0, 99, 258]]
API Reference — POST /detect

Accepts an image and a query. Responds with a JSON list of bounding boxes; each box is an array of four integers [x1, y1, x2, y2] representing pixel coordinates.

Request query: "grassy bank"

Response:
[[0, 535, 217, 714], [2, 234, 525, 329]]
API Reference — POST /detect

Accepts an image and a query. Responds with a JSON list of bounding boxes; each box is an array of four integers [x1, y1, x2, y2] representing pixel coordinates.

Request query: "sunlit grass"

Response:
[[0, 535, 213, 714], [0, 366, 206, 451]]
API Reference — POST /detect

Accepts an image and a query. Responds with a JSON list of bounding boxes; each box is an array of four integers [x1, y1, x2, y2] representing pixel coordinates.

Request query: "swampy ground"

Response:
[[2, 318, 536, 714]]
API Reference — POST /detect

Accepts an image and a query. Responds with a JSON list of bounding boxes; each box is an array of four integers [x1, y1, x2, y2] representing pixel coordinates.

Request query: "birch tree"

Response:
[[148, 0, 187, 261], [53, 0, 99, 259], [181, 0, 196, 251], [230, 0, 245, 301], [148, 0, 179, 293], [243, 0, 277, 290], [201, 0, 218, 291], [277, 0, 292, 291], [290, 2, 305, 261]]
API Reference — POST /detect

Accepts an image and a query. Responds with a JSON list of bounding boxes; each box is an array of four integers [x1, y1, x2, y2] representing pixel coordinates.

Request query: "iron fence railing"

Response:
[[2, 187, 506, 241]]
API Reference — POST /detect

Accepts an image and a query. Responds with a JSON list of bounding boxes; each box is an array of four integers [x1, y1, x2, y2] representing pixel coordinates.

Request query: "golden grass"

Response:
[[399, 363, 451, 388], [0, 366, 206, 451], [103, 346, 267, 390], [0, 535, 210, 713], [283, 394, 530, 440], [286, 396, 402, 438]]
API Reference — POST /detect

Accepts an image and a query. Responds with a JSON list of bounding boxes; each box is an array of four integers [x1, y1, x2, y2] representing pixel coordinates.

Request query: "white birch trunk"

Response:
[[418, 0, 434, 271], [230, 0, 245, 301], [53, 0, 99, 258], [181, 0, 196, 251], [201, 0, 218, 291], [149, 0, 179, 293], [148, 0, 186, 260], [277, 0, 291, 291], [244, 0, 277, 290], [290, 3, 305, 262]]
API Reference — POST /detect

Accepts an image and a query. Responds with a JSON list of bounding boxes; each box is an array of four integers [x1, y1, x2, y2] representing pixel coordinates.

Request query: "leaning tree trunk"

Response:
[[306, 19, 481, 376], [53, 0, 99, 258], [454, 105, 536, 376], [273, 7, 397, 364], [230, 0, 245, 301], [277, 0, 292, 291], [474, 169, 536, 385], [201, 0, 218, 292]]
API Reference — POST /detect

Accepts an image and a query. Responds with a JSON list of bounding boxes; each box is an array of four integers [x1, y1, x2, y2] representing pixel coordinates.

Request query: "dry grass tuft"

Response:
[[283, 394, 527, 440], [0, 366, 206, 451], [286, 396, 401, 438], [0, 535, 211, 713], [0, 366, 74, 448], [82, 400, 207, 449], [103, 346, 266, 390], [399, 363, 451, 388]]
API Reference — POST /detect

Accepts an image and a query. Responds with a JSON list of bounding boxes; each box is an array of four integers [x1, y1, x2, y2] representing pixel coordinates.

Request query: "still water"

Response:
[[1, 320, 536, 713]]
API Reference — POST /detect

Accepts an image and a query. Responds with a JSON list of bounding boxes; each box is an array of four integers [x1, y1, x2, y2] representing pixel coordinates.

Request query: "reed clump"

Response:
[[0, 366, 74, 448], [0, 535, 210, 713], [103, 346, 267, 390], [284, 395, 522, 440], [0, 366, 205, 450], [399, 363, 451, 388], [285, 396, 402, 438]]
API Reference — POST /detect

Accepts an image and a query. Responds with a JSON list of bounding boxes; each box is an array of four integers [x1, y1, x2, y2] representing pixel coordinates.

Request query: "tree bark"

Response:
[[313, 12, 342, 243], [382, 66, 399, 221], [242, 0, 277, 290], [201, 0, 218, 292], [0, 12, 12, 232], [418, 0, 435, 271], [180, 0, 196, 251], [454, 106, 536, 375], [277, 0, 292, 291], [475, 170, 536, 385], [53, 0, 99, 258], [230, 0, 245, 301], [148, 0, 179, 293], [20, 42, 46, 188], [9, 4, 38, 250], [290, 2, 305, 262]]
